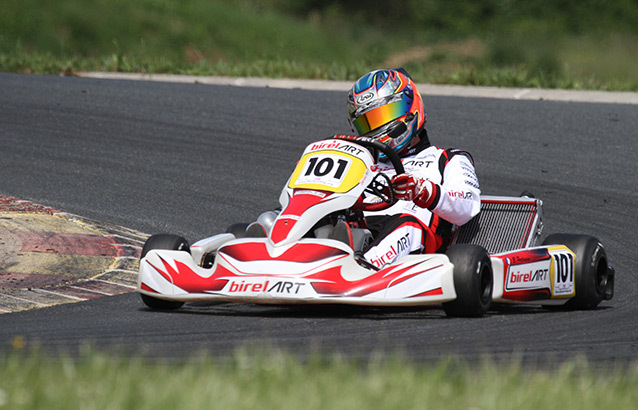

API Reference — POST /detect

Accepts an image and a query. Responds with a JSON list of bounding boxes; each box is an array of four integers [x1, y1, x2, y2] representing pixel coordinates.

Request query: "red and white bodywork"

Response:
[[491, 245, 576, 304], [138, 238, 577, 306], [140, 238, 456, 305], [139, 138, 458, 306]]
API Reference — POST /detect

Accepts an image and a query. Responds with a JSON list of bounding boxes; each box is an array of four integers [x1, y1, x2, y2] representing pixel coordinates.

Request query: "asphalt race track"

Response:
[[1, 73, 637, 365]]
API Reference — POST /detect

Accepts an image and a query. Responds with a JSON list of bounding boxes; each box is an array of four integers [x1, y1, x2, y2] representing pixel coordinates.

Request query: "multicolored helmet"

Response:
[[347, 68, 426, 156]]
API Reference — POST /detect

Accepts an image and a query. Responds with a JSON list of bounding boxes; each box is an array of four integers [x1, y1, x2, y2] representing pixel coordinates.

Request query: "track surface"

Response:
[[1, 73, 636, 364]]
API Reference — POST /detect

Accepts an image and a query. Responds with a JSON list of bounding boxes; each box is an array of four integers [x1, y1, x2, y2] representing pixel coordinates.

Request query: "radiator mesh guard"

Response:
[[451, 196, 543, 254]]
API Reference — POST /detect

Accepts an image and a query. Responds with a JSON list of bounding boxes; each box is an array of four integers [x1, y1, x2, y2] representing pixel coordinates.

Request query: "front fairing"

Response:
[[272, 139, 377, 246], [138, 237, 457, 306]]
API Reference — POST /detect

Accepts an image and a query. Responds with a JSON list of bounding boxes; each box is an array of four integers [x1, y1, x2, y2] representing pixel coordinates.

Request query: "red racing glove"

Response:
[[391, 173, 437, 209]]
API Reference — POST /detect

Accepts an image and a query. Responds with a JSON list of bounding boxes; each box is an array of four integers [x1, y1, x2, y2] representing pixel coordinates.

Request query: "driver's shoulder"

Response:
[[401, 145, 475, 175], [415, 144, 474, 164], [401, 144, 445, 162]]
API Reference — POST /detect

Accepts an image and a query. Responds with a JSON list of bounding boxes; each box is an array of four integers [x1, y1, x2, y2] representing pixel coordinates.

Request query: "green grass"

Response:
[[1, 0, 391, 80], [3, 0, 638, 90], [1, 349, 637, 410]]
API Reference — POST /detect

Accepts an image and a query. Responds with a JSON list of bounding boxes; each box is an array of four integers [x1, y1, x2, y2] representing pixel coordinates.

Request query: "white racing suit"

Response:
[[363, 137, 481, 268]]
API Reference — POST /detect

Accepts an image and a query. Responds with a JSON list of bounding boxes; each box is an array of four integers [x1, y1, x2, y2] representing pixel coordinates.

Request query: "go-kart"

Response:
[[137, 135, 615, 317]]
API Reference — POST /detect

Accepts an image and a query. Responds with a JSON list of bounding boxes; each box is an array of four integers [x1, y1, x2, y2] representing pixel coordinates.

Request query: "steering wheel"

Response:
[[329, 135, 405, 212]]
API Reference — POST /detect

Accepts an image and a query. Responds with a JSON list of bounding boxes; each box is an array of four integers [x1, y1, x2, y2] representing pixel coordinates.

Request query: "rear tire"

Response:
[[443, 244, 493, 317], [542, 234, 611, 309], [139, 234, 190, 310]]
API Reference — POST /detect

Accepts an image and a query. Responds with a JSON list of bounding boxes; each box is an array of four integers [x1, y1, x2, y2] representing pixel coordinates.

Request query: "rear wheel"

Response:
[[139, 234, 190, 310], [443, 244, 493, 317], [542, 234, 612, 309]]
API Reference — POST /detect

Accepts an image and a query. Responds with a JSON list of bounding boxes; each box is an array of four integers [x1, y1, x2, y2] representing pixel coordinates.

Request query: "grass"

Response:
[[1, 348, 637, 410], [2, 0, 638, 90], [1, 0, 390, 80]]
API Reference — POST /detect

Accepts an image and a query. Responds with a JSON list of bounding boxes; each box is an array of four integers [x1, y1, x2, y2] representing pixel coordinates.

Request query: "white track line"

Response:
[[79, 72, 638, 105]]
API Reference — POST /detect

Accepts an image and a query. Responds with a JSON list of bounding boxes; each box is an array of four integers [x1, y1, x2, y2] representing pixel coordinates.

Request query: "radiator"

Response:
[[450, 195, 544, 254]]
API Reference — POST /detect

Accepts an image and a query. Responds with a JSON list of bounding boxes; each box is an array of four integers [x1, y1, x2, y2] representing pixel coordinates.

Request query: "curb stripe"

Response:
[[36, 289, 85, 301], [2, 293, 49, 306], [13, 231, 136, 257]]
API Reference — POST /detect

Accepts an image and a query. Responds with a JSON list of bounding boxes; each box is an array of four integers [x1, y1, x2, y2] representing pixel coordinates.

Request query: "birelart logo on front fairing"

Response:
[[226, 279, 308, 295]]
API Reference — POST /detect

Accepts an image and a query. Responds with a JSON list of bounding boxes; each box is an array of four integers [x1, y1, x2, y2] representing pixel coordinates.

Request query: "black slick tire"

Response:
[[542, 233, 611, 309], [443, 244, 493, 317], [139, 233, 190, 310]]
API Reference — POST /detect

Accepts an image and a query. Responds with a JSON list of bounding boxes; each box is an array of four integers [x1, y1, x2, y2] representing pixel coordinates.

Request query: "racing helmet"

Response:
[[347, 68, 426, 156]]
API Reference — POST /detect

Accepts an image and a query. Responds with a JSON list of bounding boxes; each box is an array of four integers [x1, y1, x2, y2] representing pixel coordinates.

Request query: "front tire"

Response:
[[139, 234, 190, 310], [542, 234, 612, 309], [443, 244, 493, 317]]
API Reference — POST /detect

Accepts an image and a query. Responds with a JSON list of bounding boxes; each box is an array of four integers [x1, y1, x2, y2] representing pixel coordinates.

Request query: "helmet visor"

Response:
[[351, 97, 411, 136]]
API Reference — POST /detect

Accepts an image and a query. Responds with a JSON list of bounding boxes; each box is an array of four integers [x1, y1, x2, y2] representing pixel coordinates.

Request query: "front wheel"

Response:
[[542, 234, 614, 309], [139, 233, 190, 310], [443, 244, 493, 317]]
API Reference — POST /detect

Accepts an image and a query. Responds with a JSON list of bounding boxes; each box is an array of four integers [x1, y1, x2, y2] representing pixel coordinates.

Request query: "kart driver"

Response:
[[344, 68, 481, 268]]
